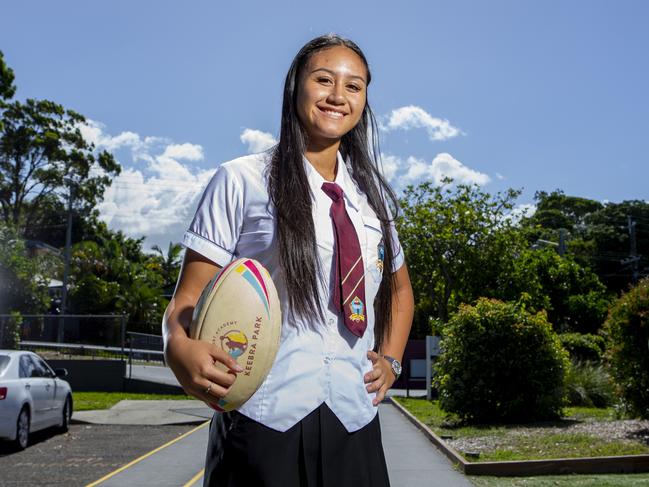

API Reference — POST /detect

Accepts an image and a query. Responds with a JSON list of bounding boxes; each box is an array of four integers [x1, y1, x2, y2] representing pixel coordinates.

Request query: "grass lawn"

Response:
[[468, 473, 649, 486], [393, 397, 649, 462], [72, 391, 194, 411]]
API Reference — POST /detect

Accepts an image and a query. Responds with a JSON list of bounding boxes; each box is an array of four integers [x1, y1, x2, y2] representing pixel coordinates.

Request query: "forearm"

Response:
[[162, 296, 194, 360], [380, 264, 414, 362]]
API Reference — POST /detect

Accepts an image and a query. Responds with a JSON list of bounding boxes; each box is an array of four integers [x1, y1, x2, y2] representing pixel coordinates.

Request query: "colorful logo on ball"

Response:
[[220, 330, 249, 359], [235, 260, 271, 318]]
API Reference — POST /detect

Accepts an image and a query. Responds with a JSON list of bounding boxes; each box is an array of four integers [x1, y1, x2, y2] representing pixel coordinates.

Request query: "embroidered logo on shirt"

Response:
[[220, 330, 248, 359], [349, 296, 366, 322], [376, 239, 385, 274]]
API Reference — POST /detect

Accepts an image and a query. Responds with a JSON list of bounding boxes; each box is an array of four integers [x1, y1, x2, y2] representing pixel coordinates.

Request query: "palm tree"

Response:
[[151, 242, 183, 294]]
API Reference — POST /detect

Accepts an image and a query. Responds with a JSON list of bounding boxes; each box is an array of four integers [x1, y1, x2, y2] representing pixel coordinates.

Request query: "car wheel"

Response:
[[15, 407, 30, 450], [59, 395, 72, 432]]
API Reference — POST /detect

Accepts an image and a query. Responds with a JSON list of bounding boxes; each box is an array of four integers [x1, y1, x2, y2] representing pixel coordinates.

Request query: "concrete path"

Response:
[[381, 402, 473, 487], [74, 400, 213, 426], [83, 401, 473, 487]]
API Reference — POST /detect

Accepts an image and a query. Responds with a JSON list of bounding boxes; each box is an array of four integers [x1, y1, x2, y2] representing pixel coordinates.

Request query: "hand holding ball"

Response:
[[190, 258, 282, 411]]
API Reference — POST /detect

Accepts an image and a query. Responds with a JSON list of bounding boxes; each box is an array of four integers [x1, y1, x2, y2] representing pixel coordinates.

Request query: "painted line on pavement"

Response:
[[182, 468, 205, 487]]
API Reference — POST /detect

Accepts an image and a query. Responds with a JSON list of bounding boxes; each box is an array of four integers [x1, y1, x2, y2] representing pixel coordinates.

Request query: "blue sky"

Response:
[[2, 1, 648, 251]]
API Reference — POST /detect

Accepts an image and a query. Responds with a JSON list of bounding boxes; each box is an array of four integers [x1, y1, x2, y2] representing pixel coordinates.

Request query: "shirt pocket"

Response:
[[362, 215, 385, 285]]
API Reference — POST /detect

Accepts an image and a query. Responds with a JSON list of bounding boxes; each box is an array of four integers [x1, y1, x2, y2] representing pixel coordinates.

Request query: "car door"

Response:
[[22, 355, 50, 430], [31, 356, 58, 425]]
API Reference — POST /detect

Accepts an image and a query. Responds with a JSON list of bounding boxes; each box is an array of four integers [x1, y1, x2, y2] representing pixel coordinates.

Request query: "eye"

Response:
[[347, 84, 362, 92], [316, 76, 333, 84]]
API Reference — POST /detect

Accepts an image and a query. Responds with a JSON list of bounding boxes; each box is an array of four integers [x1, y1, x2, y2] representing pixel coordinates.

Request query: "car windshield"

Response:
[[0, 355, 10, 375]]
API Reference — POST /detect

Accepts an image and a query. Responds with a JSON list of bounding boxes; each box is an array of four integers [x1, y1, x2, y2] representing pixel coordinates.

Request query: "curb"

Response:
[[387, 396, 649, 476]]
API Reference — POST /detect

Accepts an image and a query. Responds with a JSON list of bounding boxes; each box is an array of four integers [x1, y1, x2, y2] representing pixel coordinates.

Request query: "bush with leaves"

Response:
[[603, 278, 649, 418], [0, 223, 52, 314], [559, 332, 606, 363], [435, 297, 569, 424]]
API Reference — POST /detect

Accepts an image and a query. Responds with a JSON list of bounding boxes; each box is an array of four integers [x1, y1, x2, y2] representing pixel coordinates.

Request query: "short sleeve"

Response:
[[182, 164, 243, 267]]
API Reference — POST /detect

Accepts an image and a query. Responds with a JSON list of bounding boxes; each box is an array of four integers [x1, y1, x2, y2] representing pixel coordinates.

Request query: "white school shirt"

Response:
[[181, 149, 404, 433]]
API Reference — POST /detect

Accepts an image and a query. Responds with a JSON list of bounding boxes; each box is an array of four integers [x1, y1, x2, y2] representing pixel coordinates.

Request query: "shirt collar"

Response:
[[303, 151, 362, 211]]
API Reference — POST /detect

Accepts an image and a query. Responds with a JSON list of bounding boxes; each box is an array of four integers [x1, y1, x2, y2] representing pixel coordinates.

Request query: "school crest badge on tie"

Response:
[[349, 296, 365, 323]]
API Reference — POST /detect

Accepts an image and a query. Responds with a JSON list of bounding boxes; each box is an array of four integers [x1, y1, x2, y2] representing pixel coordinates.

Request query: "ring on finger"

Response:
[[204, 382, 213, 395]]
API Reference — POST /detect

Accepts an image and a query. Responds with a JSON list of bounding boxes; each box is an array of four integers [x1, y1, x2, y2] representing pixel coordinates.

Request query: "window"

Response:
[[19, 355, 34, 379], [33, 356, 54, 378], [0, 355, 10, 375], [28, 355, 50, 378]]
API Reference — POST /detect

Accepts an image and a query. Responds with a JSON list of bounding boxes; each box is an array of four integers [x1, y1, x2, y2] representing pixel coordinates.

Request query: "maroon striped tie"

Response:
[[322, 182, 367, 337]]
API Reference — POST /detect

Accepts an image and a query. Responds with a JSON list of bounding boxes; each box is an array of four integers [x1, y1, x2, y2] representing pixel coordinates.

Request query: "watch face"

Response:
[[392, 360, 402, 376]]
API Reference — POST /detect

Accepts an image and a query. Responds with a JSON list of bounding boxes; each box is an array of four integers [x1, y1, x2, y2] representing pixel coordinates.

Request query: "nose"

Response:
[[326, 82, 346, 105]]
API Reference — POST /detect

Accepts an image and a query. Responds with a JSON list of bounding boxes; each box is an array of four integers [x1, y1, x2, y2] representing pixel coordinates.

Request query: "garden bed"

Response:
[[393, 397, 649, 463]]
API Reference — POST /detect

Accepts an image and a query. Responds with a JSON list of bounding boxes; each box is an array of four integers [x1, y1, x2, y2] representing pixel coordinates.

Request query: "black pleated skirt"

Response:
[[203, 402, 391, 487]]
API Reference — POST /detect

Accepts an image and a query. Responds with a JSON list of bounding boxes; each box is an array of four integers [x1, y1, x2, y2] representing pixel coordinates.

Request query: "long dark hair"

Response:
[[268, 34, 398, 352]]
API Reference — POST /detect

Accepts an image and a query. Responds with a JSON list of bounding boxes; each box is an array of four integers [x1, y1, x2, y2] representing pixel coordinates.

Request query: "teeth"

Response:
[[322, 109, 344, 118]]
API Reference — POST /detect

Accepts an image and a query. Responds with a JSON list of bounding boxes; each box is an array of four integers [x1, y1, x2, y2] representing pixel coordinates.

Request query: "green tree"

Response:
[[521, 190, 649, 293], [68, 228, 168, 334], [151, 241, 183, 293], [397, 178, 526, 336], [603, 277, 649, 418], [0, 50, 16, 106], [497, 248, 611, 333], [0, 223, 52, 314], [0, 98, 121, 232]]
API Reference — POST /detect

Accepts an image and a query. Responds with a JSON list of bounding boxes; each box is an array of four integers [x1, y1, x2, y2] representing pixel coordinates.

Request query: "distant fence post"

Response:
[[425, 335, 441, 401], [120, 314, 127, 359]]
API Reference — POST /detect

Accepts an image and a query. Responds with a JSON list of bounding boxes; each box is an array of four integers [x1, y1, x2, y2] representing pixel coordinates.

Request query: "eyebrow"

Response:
[[310, 67, 367, 84]]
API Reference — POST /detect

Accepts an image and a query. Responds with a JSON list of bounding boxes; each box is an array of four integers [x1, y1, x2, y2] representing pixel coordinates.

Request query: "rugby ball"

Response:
[[189, 258, 281, 412]]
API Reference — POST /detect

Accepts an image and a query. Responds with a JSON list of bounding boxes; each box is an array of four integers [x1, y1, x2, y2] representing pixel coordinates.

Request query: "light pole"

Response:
[[58, 178, 75, 342]]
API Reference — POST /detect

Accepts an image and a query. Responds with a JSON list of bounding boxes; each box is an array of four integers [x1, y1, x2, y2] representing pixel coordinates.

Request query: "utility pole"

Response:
[[628, 216, 639, 284], [58, 179, 74, 342], [558, 228, 566, 257], [533, 228, 567, 256]]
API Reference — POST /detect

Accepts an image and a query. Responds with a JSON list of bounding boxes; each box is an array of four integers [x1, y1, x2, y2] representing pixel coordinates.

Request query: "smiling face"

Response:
[[296, 45, 368, 149]]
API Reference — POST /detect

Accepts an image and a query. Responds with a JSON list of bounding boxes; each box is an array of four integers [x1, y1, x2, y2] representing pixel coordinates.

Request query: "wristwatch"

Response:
[[382, 355, 402, 380]]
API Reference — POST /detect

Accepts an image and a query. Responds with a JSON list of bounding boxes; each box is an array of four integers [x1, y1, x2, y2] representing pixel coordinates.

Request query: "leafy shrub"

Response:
[[559, 332, 606, 363], [0, 311, 22, 349], [434, 298, 569, 424], [603, 278, 649, 419], [564, 360, 615, 408]]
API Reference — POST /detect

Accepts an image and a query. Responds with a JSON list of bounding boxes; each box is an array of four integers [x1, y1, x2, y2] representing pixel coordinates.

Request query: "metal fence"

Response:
[[0, 314, 165, 367]]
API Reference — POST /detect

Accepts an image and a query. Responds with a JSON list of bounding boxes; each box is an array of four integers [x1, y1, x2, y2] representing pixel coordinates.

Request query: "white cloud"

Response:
[[240, 128, 277, 153], [505, 203, 536, 224], [161, 143, 204, 161], [82, 121, 215, 249], [399, 153, 490, 186], [495, 172, 505, 180], [379, 154, 400, 182], [79, 119, 166, 162], [384, 105, 462, 141]]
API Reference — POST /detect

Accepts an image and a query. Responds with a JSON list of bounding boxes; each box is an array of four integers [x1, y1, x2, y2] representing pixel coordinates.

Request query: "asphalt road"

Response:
[[0, 423, 196, 487]]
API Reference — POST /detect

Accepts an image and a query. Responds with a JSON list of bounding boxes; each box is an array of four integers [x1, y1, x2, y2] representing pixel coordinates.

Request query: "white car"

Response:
[[0, 350, 73, 450]]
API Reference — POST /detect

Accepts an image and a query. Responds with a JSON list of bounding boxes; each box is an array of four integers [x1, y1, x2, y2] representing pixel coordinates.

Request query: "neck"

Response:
[[304, 139, 340, 182]]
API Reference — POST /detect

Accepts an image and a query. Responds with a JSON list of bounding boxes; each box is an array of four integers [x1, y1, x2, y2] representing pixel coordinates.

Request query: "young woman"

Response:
[[162, 34, 414, 487]]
